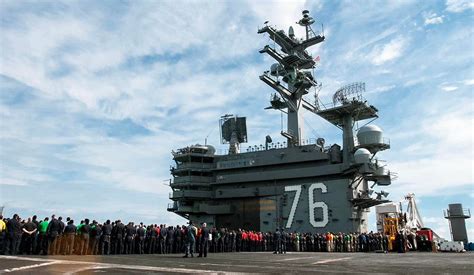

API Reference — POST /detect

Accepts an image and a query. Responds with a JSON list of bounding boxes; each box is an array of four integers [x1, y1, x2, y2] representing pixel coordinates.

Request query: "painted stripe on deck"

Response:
[[3, 261, 59, 272], [77, 262, 224, 274], [0, 255, 229, 274], [312, 257, 352, 265], [277, 256, 318, 261], [0, 255, 56, 262]]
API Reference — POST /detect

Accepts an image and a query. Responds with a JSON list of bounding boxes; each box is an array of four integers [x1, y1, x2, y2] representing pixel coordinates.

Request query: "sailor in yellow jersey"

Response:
[[0, 215, 5, 231], [0, 215, 6, 254]]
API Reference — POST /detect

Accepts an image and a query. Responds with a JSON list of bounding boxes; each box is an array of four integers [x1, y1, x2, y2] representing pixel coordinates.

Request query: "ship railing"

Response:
[[171, 163, 214, 171], [172, 146, 214, 157], [173, 176, 213, 184], [354, 136, 390, 147], [318, 96, 367, 110], [244, 140, 320, 153], [215, 140, 328, 155], [167, 202, 178, 210], [170, 190, 212, 199], [444, 209, 471, 218], [245, 142, 286, 152]]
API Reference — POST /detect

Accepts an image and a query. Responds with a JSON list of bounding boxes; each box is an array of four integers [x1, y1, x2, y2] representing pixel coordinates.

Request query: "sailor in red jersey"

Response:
[[242, 230, 248, 251]]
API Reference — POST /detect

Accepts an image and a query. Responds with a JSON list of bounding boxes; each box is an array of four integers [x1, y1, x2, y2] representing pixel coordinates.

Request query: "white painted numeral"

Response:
[[284, 183, 329, 229], [284, 185, 302, 228], [309, 183, 329, 227]]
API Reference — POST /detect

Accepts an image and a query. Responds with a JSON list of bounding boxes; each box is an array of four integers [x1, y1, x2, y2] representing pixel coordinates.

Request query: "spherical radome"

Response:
[[357, 124, 382, 134], [354, 148, 371, 163], [357, 125, 383, 145], [205, 145, 216, 155]]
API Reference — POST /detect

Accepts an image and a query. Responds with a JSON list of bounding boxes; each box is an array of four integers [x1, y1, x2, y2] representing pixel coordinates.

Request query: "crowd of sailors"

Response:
[[0, 214, 432, 256]]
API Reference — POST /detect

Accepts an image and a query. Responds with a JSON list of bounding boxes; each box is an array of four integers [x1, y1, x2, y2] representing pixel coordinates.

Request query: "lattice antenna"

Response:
[[333, 82, 366, 105]]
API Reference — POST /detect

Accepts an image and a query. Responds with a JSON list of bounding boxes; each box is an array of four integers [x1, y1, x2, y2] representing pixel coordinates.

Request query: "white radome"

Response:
[[354, 148, 372, 163], [357, 124, 383, 145]]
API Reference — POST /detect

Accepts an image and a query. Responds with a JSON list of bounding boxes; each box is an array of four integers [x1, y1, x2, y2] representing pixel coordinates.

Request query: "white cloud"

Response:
[[424, 12, 444, 25], [0, 1, 264, 119], [388, 105, 473, 197], [247, 0, 307, 25], [246, 0, 317, 39], [369, 37, 407, 65], [368, 85, 396, 94], [0, 178, 29, 186], [440, 85, 459, 91], [464, 79, 474, 85], [422, 216, 451, 239], [0, 2, 278, 223], [446, 0, 474, 13]]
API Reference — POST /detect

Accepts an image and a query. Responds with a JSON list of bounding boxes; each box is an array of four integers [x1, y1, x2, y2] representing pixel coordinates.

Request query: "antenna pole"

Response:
[[258, 10, 325, 147]]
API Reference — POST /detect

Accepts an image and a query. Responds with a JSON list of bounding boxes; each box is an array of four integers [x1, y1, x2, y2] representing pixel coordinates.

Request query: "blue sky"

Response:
[[0, 0, 473, 240]]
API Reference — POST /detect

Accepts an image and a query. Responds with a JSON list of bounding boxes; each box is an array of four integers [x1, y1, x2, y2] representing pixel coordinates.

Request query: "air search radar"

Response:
[[298, 10, 315, 26], [219, 115, 247, 154]]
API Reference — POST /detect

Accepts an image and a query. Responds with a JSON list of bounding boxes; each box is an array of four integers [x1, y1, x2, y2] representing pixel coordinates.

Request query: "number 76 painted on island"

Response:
[[284, 183, 329, 228]]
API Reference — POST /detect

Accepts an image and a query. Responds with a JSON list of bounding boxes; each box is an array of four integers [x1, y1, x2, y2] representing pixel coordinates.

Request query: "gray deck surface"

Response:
[[1, 252, 473, 274]]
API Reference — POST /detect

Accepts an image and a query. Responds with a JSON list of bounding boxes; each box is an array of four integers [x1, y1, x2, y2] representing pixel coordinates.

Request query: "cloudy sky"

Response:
[[0, 0, 473, 240]]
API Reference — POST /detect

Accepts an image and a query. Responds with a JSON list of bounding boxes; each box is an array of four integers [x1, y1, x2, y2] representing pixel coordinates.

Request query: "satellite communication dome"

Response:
[[357, 124, 383, 145], [354, 148, 372, 163], [190, 144, 215, 155], [205, 145, 216, 155]]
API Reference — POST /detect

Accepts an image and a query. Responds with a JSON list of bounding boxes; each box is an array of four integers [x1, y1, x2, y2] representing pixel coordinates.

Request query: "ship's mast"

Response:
[[258, 10, 324, 147]]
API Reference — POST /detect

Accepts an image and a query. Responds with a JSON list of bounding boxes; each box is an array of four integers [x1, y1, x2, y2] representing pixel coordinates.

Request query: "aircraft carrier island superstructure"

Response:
[[167, 10, 395, 233]]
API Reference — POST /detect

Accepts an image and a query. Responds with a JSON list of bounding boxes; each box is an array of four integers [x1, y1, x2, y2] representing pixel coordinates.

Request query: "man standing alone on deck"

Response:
[[273, 228, 282, 254]]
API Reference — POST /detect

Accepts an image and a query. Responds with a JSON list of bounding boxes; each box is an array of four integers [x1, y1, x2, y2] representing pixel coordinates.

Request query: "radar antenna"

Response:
[[298, 10, 317, 40], [333, 82, 366, 105], [219, 114, 248, 154]]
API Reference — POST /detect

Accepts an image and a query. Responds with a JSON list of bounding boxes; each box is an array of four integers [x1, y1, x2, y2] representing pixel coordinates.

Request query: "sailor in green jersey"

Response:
[[74, 220, 84, 254], [344, 233, 350, 252], [37, 217, 49, 255], [38, 219, 48, 233], [76, 221, 84, 234]]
